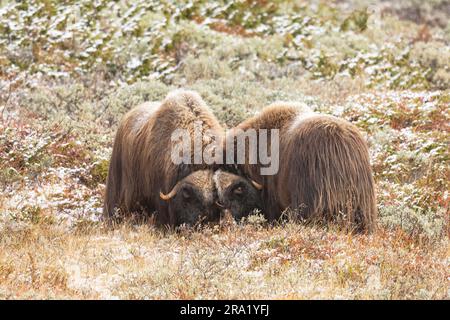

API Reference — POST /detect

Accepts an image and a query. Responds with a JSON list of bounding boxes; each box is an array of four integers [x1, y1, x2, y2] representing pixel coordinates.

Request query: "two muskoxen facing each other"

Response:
[[226, 102, 377, 232], [104, 88, 376, 232], [104, 89, 262, 226]]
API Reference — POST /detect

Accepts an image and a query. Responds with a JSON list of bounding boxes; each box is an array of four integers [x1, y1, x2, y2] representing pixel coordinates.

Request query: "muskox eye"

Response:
[[182, 188, 191, 200], [233, 186, 244, 196]]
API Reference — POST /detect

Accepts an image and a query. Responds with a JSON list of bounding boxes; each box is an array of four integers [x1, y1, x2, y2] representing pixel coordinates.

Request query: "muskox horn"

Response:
[[250, 179, 263, 190], [159, 184, 180, 201], [215, 201, 225, 208]]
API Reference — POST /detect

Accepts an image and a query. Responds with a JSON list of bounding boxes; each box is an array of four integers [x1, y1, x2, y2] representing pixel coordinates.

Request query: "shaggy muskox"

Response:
[[104, 89, 225, 226], [226, 102, 377, 232]]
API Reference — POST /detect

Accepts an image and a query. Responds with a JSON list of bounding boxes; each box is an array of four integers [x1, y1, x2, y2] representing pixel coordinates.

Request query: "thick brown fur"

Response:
[[104, 90, 224, 225], [226, 102, 377, 232]]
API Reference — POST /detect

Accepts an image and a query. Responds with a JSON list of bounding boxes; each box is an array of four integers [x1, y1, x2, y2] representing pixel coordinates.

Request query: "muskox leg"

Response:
[[103, 131, 123, 221], [263, 186, 283, 221]]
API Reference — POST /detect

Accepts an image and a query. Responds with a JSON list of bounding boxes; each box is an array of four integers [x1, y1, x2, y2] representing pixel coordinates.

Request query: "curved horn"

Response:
[[159, 190, 176, 201], [159, 183, 180, 201], [250, 179, 263, 190], [215, 201, 225, 208]]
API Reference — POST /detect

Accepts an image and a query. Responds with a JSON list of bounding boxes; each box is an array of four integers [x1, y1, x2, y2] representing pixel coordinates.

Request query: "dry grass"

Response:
[[0, 217, 447, 299]]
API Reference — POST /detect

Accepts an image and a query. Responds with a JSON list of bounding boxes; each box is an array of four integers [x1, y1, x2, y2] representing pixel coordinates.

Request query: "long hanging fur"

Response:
[[279, 114, 377, 232], [104, 90, 223, 225], [226, 102, 377, 232]]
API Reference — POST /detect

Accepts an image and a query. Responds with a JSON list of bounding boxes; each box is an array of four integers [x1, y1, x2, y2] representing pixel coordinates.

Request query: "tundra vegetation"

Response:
[[0, 0, 449, 299]]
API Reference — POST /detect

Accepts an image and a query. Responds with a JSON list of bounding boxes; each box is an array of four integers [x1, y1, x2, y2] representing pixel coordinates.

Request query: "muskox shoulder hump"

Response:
[[240, 102, 311, 131], [266, 101, 313, 115], [159, 89, 222, 135], [162, 89, 209, 114]]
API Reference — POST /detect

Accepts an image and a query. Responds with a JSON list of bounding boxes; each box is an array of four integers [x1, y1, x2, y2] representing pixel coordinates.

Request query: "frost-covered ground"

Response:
[[0, 0, 449, 299]]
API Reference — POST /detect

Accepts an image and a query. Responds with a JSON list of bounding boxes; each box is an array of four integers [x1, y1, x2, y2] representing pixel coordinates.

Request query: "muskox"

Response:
[[104, 89, 224, 226], [226, 102, 377, 232]]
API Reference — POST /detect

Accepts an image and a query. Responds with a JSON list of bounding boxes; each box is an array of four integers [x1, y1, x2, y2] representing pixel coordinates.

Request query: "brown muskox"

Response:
[[225, 102, 377, 232], [104, 89, 225, 226]]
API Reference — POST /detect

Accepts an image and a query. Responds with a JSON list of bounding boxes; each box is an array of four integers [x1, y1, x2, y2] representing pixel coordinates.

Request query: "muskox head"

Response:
[[159, 170, 221, 226], [213, 170, 262, 220]]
